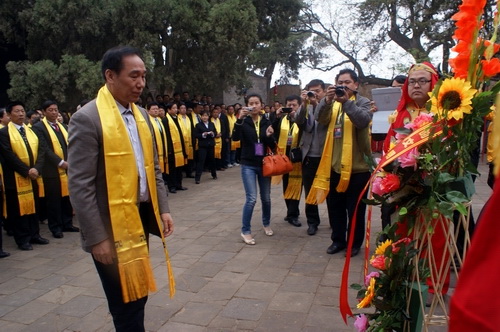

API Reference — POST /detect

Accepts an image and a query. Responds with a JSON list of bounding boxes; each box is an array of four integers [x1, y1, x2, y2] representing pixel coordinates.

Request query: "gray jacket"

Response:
[[294, 101, 329, 162], [68, 100, 170, 252]]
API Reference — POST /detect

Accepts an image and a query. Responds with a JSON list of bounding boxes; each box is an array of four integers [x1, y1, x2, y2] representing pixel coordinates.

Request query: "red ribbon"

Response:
[[339, 121, 443, 323]]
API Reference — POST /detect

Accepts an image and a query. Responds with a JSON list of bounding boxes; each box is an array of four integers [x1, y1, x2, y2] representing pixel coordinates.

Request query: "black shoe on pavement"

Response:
[[53, 232, 64, 238], [326, 243, 345, 255], [169, 188, 177, 194], [346, 248, 360, 257], [63, 226, 80, 232], [0, 251, 10, 258], [288, 218, 302, 227], [307, 225, 318, 236], [18, 243, 33, 251], [30, 236, 49, 245]]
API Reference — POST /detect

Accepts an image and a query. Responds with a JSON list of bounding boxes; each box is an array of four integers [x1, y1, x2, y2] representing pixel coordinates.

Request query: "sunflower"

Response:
[[429, 77, 477, 122], [374, 239, 392, 256], [357, 277, 376, 309]]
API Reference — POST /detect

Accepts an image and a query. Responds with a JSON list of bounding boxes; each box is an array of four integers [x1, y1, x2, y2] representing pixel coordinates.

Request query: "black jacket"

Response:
[[32, 121, 68, 179], [232, 115, 276, 168], [195, 121, 216, 148]]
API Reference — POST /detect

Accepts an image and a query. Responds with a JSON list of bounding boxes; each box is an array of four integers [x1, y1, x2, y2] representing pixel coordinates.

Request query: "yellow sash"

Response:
[[306, 97, 355, 204], [227, 114, 240, 150], [166, 114, 185, 167], [178, 115, 194, 160], [0, 164, 6, 218], [41, 118, 69, 197], [190, 113, 200, 151], [211, 117, 222, 158], [277, 116, 302, 200], [149, 116, 168, 174], [96, 85, 175, 302], [8, 122, 43, 214]]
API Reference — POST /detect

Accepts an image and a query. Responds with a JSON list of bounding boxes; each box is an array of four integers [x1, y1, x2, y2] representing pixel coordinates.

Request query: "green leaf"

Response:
[[351, 283, 362, 290], [399, 207, 408, 216], [445, 190, 468, 203]]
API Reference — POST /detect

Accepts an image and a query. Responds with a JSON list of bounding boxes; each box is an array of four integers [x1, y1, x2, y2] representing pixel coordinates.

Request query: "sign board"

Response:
[[371, 87, 402, 134]]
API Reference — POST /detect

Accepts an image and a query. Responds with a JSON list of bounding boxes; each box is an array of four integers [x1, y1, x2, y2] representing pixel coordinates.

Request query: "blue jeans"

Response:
[[241, 165, 271, 234]]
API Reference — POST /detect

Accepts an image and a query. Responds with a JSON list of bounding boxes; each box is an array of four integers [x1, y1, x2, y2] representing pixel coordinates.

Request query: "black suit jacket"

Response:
[[0, 125, 45, 191], [162, 115, 187, 159], [195, 122, 216, 148], [32, 121, 68, 179]]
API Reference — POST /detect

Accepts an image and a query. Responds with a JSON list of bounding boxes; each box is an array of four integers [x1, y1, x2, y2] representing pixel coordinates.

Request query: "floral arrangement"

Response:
[[349, 0, 500, 331]]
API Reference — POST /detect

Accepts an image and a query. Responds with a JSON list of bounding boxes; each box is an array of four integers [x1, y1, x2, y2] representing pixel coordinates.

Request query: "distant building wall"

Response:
[[223, 73, 268, 106]]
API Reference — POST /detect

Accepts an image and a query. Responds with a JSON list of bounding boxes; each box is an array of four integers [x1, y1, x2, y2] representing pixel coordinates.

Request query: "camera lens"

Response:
[[307, 91, 315, 97], [335, 87, 345, 97]]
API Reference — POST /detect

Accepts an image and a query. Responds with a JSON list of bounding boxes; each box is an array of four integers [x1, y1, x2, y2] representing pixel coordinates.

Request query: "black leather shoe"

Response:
[[347, 248, 360, 257], [288, 218, 302, 227], [195, 180, 200, 184], [307, 225, 318, 236], [326, 244, 345, 255], [176, 186, 188, 190], [0, 251, 10, 258], [283, 216, 290, 222], [30, 236, 49, 245], [212, 176, 217, 180], [53, 232, 64, 238], [169, 188, 177, 194], [63, 226, 80, 232], [18, 243, 33, 251]]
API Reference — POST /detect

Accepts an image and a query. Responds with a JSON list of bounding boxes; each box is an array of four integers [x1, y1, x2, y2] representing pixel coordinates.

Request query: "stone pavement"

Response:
[[0, 161, 492, 332]]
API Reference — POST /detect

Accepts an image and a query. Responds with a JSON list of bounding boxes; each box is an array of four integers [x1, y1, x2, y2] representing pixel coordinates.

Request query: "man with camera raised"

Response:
[[311, 69, 372, 257]]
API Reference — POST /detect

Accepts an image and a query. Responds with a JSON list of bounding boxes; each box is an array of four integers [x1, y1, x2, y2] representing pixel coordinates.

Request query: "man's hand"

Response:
[[302, 90, 318, 107], [28, 168, 39, 180], [161, 213, 174, 237], [266, 125, 274, 137], [92, 238, 116, 265], [60, 161, 69, 170], [325, 85, 336, 104], [370, 101, 378, 113]]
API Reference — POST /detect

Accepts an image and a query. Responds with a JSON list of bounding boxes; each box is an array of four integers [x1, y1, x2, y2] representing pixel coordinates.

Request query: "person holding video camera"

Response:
[[232, 94, 276, 245], [272, 95, 302, 228], [294, 79, 328, 235], [313, 69, 372, 257]]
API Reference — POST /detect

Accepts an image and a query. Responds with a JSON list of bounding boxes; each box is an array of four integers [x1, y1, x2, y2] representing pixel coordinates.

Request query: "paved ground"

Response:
[[0, 161, 492, 332]]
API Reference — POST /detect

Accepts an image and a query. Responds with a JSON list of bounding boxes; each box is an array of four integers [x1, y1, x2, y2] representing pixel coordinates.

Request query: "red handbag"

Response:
[[262, 147, 293, 177]]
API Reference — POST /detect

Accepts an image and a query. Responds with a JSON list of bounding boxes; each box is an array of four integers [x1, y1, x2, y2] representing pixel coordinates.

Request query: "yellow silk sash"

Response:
[[0, 164, 6, 218], [149, 116, 168, 174], [227, 114, 240, 150], [96, 85, 175, 302], [211, 117, 222, 158], [306, 97, 355, 204], [279, 117, 302, 200], [8, 122, 43, 214], [190, 113, 200, 151], [166, 114, 185, 167], [41, 118, 69, 197], [178, 115, 193, 160]]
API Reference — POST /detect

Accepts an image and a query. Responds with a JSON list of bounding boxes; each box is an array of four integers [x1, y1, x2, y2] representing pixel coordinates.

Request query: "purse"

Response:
[[289, 148, 302, 163], [262, 147, 293, 177]]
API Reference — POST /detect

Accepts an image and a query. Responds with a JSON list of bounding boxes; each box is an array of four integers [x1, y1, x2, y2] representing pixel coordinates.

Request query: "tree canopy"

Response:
[[1, 0, 308, 109]]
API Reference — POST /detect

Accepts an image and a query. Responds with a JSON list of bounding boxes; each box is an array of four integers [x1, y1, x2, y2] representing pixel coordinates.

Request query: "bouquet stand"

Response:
[[405, 204, 471, 331]]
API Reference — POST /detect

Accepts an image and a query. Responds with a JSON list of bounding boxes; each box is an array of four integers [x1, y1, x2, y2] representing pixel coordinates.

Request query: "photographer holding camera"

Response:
[[312, 69, 372, 257]]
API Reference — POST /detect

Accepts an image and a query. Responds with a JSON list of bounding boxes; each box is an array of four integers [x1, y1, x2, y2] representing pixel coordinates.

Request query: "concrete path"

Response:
[[0, 161, 491, 331]]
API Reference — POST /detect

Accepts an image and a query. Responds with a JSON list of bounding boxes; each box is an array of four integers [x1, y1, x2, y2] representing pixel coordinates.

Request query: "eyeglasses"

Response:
[[408, 79, 431, 86]]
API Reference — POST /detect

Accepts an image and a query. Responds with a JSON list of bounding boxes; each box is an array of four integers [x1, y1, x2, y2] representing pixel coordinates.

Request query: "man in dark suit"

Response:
[[68, 46, 174, 332], [0, 101, 49, 250], [32, 100, 79, 238]]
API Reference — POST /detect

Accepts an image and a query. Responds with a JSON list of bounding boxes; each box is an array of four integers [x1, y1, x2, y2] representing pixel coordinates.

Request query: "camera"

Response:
[[281, 107, 293, 113], [307, 91, 315, 98], [335, 86, 346, 97], [243, 107, 253, 111]]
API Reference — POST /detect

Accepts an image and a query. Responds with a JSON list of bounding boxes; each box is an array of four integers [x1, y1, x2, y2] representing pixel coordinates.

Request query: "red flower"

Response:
[[391, 237, 411, 253], [379, 174, 400, 194], [481, 58, 500, 77], [370, 255, 388, 270]]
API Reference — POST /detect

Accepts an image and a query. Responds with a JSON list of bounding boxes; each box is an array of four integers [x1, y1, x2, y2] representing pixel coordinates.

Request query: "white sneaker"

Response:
[[233, 163, 240, 166], [228, 164, 233, 168]]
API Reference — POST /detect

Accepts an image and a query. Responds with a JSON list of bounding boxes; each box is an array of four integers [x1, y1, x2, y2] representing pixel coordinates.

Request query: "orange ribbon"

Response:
[[339, 121, 443, 323]]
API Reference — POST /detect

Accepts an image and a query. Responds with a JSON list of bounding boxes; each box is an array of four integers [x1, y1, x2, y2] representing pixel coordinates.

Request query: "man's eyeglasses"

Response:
[[408, 79, 431, 86]]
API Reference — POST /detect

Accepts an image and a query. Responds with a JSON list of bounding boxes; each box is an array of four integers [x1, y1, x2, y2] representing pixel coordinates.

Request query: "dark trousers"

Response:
[[301, 157, 321, 226], [5, 188, 41, 246], [222, 138, 230, 168], [196, 146, 216, 181], [282, 172, 300, 219], [44, 177, 73, 234], [93, 203, 155, 332], [166, 157, 183, 190], [327, 171, 370, 249]]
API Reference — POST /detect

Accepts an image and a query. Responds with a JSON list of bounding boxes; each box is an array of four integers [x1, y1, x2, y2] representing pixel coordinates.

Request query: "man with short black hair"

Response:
[[68, 46, 175, 331], [32, 100, 78, 239], [0, 101, 49, 250]]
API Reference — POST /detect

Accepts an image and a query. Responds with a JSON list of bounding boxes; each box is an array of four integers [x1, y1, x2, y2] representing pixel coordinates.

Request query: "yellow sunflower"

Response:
[[357, 277, 376, 308], [429, 77, 477, 121], [375, 239, 392, 256]]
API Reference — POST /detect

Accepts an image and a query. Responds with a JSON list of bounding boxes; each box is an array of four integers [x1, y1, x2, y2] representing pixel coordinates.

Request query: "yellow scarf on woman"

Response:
[[211, 117, 222, 158], [306, 97, 355, 204], [178, 115, 193, 160], [149, 116, 168, 174], [96, 85, 175, 302], [8, 122, 44, 214], [166, 114, 185, 167], [227, 114, 240, 150], [41, 117, 69, 197]]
